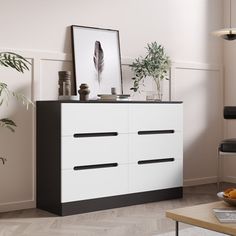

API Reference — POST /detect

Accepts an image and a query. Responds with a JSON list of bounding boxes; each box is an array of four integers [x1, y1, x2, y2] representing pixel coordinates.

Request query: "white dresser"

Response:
[[36, 101, 183, 216]]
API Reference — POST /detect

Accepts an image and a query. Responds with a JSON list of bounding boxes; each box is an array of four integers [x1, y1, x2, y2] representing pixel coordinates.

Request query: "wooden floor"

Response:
[[0, 183, 234, 236]]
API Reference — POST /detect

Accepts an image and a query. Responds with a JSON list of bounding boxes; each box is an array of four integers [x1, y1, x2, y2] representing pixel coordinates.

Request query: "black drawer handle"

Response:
[[74, 163, 118, 170], [138, 130, 175, 135], [138, 158, 175, 165], [74, 132, 118, 138]]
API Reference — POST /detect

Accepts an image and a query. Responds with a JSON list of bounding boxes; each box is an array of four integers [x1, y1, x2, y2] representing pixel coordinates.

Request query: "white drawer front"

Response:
[[129, 160, 183, 193], [61, 103, 128, 136], [61, 134, 129, 169], [61, 164, 128, 202], [129, 132, 183, 163], [129, 104, 183, 132]]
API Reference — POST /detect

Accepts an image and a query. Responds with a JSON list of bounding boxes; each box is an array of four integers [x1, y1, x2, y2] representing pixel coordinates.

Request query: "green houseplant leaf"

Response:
[[130, 42, 171, 100], [0, 52, 30, 72], [0, 52, 32, 164], [0, 118, 17, 132]]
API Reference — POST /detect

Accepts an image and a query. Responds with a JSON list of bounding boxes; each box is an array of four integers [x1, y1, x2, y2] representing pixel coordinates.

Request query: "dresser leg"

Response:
[[175, 221, 179, 236]]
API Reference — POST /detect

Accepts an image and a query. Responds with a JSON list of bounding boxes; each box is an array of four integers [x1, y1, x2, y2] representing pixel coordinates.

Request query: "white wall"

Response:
[[0, 0, 223, 63], [0, 0, 224, 211]]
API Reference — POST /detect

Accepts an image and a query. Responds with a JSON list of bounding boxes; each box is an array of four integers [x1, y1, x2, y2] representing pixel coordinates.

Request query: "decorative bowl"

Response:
[[217, 192, 236, 206]]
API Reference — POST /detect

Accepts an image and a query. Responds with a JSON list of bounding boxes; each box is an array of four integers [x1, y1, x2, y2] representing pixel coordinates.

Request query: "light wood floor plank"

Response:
[[0, 183, 234, 236]]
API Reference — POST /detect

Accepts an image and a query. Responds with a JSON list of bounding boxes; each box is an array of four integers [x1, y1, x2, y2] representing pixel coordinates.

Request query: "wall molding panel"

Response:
[[170, 61, 223, 186], [170, 62, 223, 101], [0, 48, 224, 212]]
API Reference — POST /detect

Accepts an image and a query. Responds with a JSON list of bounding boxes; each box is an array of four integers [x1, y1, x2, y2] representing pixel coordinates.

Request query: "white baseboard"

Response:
[[184, 175, 236, 186], [183, 176, 217, 187], [0, 176, 233, 213], [223, 176, 236, 183], [0, 200, 35, 213]]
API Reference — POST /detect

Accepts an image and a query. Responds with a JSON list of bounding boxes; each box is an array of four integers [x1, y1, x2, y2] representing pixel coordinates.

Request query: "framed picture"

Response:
[[71, 25, 123, 99]]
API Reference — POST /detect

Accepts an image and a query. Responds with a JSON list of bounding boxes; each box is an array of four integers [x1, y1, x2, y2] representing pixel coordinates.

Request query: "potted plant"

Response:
[[130, 42, 171, 101], [0, 52, 32, 165]]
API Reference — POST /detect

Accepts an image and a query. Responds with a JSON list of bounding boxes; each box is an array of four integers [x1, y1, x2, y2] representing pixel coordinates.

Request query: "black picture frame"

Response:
[[71, 25, 123, 98]]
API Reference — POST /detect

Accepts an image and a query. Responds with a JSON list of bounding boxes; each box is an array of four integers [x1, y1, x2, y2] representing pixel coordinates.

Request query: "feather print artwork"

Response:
[[93, 41, 104, 85]]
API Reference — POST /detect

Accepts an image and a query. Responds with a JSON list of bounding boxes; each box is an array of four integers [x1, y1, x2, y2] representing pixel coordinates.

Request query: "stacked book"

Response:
[[213, 208, 236, 223]]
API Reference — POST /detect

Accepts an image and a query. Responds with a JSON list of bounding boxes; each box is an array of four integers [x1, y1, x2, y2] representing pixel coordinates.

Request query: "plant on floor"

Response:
[[0, 52, 32, 165], [130, 42, 171, 101]]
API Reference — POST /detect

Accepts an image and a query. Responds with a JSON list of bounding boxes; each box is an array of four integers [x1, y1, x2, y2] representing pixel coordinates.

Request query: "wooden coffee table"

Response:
[[166, 201, 236, 236]]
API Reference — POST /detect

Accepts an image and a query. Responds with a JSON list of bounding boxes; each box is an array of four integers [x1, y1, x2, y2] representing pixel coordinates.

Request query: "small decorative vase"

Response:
[[58, 71, 71, 96], [78, 83, 90, 101]]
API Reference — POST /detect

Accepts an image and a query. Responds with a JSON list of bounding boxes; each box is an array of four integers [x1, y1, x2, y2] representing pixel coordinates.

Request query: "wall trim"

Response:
[[122, 58, 223, 70], [0, 48, 224, 69], [183, 175, 236, 187], [223, 176, 236, 184], [172, 61, 222, 72], [0, 200, 35, 213], [0, 48, 71, 61], [0, 47, 225, 212], [184, 176, 217, 187]]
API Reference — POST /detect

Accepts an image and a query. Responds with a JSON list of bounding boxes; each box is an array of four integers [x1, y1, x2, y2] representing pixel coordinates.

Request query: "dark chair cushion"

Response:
[[219, 138, 236, 152], [224, 106, 236, 119]]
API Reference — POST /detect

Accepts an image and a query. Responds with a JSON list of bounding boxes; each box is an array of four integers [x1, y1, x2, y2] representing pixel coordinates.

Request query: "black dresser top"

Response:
[[36, 100, 183, 104]]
